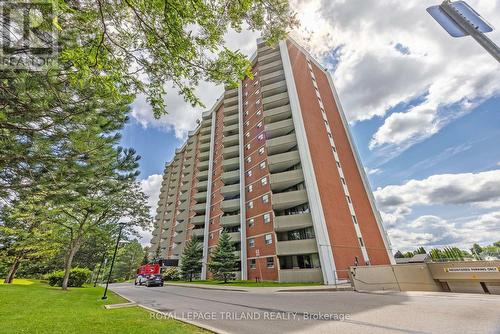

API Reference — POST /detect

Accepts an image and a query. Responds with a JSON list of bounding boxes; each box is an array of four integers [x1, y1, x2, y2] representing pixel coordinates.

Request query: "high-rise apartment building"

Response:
[[150, 38, 394, 284]]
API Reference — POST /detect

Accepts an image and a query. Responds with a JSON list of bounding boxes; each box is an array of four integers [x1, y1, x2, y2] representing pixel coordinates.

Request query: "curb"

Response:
[[165, 283, 248, 292], [276, 287, 354, 293], [108, 288, 226, 334]]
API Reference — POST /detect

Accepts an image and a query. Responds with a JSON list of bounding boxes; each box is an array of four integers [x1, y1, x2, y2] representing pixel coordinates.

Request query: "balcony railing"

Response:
[[272, 189, 308, 211], [270, 169, 304, 192], [273, 213, 313, 232], [276, 238, 317, 256]]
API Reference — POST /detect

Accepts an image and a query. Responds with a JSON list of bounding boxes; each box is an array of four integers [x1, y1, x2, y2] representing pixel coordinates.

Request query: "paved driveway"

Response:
[[110, 283, 500, 334]]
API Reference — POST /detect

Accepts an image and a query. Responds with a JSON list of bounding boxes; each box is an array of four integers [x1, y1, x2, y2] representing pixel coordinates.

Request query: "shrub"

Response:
[[47, 268, 92, 287], [163, 267, 180, 281]]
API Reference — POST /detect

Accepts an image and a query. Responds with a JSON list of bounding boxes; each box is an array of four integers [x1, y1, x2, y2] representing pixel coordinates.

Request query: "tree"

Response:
[[114, 240, 144, 281], [208, 231, 238, 283], [414, 247, 426, 255], [471, 243, 483, 259], [180, 239, 203, 282], [394, 250, 405, 259], [141, 247, 150, 265]]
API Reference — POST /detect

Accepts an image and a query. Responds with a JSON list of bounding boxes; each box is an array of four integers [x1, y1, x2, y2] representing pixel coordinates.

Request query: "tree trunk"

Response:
[[62, 238, 82, 290], [4, 256, 22, 284]]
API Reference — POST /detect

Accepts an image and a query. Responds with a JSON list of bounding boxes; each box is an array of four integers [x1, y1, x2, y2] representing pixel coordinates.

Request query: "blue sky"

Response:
[[125, 0, 500, 252]]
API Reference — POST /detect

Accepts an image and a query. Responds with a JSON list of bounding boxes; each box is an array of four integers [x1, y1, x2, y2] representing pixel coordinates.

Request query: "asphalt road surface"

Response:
[[110, 283, 500, 334]]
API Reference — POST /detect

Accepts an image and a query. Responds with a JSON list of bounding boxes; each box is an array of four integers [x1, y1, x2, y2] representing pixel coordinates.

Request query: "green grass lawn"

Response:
[[0, 279, 208, 334], [170, 280, 323, 287]]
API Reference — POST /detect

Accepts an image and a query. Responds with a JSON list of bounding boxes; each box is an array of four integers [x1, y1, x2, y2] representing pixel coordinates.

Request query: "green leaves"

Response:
[[208, 231, 238, 282]]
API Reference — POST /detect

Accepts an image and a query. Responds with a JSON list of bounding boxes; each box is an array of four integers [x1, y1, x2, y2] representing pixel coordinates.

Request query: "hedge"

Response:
[[47, 268, 92, 287]]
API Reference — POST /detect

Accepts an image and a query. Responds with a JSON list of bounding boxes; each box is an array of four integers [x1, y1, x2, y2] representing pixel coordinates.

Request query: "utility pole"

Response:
[[427, 0, 499, 62], [102, 222, 126, 300]]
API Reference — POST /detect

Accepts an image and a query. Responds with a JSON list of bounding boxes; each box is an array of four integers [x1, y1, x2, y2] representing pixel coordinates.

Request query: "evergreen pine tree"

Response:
[[208, 232, 238, 283], [394, 250, 405, 259], [180, 239, 203, 282]]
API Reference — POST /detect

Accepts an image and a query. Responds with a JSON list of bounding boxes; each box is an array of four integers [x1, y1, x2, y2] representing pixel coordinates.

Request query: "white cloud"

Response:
[[389, 213, 500, 251], [374, 170, 500, 250], [291, 0, 500, 157], [137, 174, 163, 245], [375, 169, 500, 212]]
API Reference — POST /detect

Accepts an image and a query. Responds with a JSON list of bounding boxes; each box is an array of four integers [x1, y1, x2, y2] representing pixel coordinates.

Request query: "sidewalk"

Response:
[[164, 282, 353, 293], [360, 289, 500, 301]]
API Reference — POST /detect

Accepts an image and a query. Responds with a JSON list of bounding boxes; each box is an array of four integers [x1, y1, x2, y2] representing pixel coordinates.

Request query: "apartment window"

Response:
[[258, 133, 264, 141], [250, 259, 256, 269], [340, 177, 346, 185], [244, 92, 248, 97], [253, 71, 258, 77], [258, 147, 265, 155], [332, 146, 337, 153], [260, 161, 266, 169], [210, 233, 213, 239], [261, 177, 267, 186], [245, 132, 250, 138], [266, 257, 274, 268], [249, 238, 255, 248], [246, 156, 252, 163], [262, 194, 269, 203], [247, 201, 253, 209], [265, 233, 273, 245], [246, 170, 252, 177], [336, 161, 341, 168], [257, 110, 262, 116], [247, 185, 253, 193], [245, 110, 249, 116], [244, 83, 248, 87], [253, 81, 258, 86], [256, 99, 261, 105], [257, 121, 262, 128], [346, 195, 351, 203], [352, 215, 358, 224], [358, 237, 364, 247], [245, 121, 250, 127], [264, 213, 271, 224], [248, 218, 254, 227], [246, 144, 251, 150], [245, 101, 248, 106], [255, 89, 260, 95]]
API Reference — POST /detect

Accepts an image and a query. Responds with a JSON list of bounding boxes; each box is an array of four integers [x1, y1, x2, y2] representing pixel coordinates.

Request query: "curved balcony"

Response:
[[224, 96, 238, 108], [175, 223, 185, 233], [221, 184, 240, 198], [221, 170, 240, 184], [265, 118, 294, 139], [258, 50, 281, 66], [261, 69, 285, 87], [266, 133, 297, 156], [199, 151, 210, 161], [263, 92, 289, 111], [223, 123, 239, 136], [193, 191, 207, 203], [193, 203, 207, 214], [198, 160, 209, 171], [196, 180, 208, 191], [197, 170, 209, 181], [261, 80, 287, 98], [223, 145, 239, 159], [227, 232, 241, 243], [274, 213, 313, 232], [222, 157, 239, 172], [225, 104, 238, 116], [192, 228, 205, 238], [260, 59, 283, 76], [173, 233, 185, 244], [270, 169, 304, 192], [191, 215, 206, 226], [272, 189, 308, 211], [200, 133, 211, 143], [220, 214, 240, 228], [224, 113, 239, 127], [276, 239, 317, 256], [199, 141, 210, 152], [223, 133, 239, 147], [220, 199, 240, 213]]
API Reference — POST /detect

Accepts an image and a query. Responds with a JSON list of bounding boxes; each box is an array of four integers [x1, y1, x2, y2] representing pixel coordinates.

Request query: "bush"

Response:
[[47, 268, 92, 287], [163, 267, 180, 281]]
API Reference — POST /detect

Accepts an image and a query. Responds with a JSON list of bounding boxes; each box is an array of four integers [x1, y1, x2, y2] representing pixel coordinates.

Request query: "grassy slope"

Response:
[[0, 279, 207, 334], [171, 280, 322, 287]]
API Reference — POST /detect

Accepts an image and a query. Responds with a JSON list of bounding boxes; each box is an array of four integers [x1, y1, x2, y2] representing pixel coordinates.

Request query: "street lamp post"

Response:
[[427, 0, 499, 62], [101, 222, 126, 300]]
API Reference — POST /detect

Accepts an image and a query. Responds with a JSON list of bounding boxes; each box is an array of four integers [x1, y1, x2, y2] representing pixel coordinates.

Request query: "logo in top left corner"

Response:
[[1, 0, 59, 70]]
